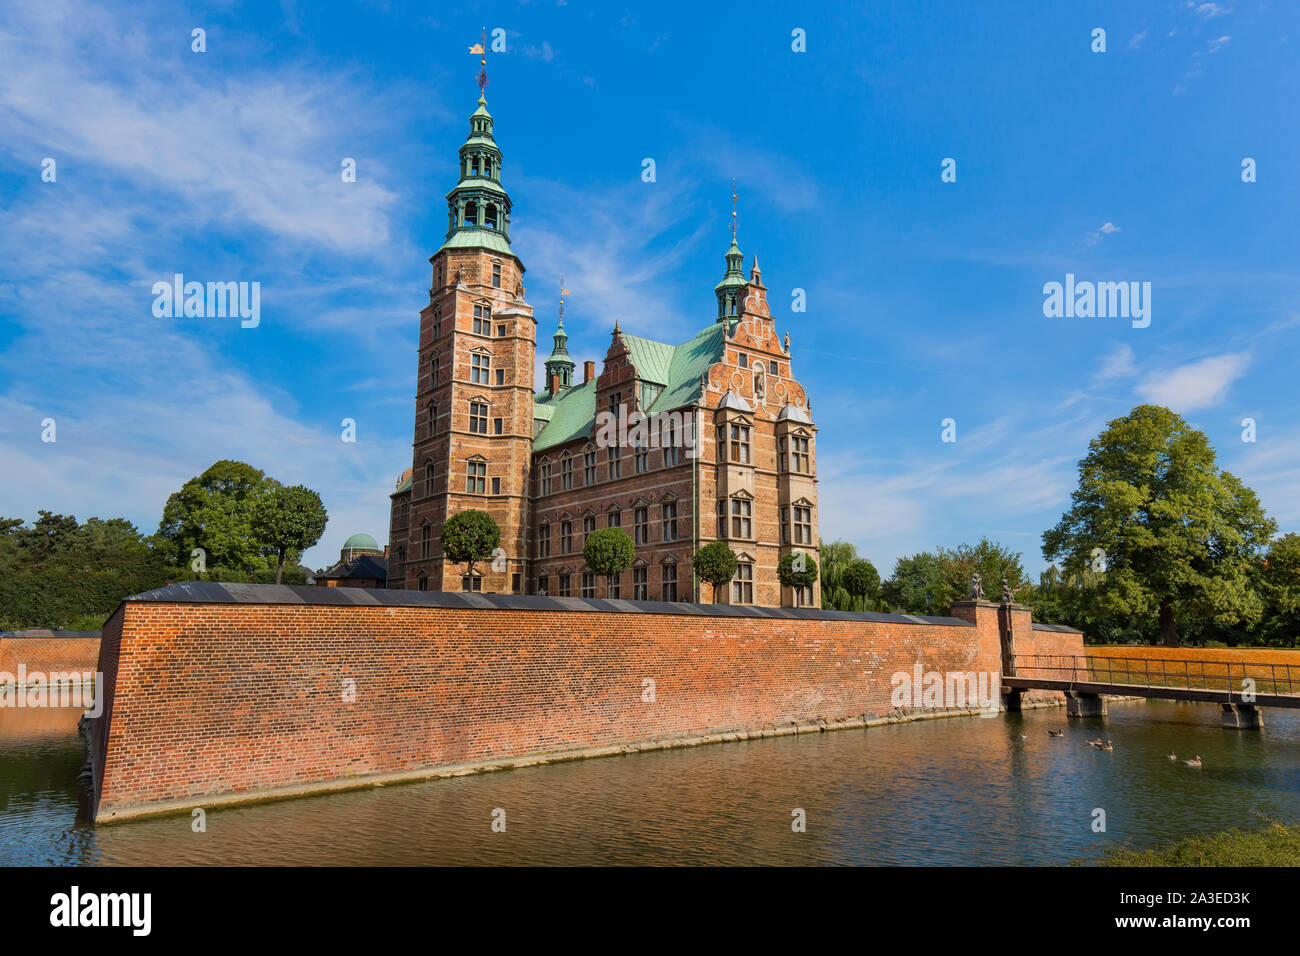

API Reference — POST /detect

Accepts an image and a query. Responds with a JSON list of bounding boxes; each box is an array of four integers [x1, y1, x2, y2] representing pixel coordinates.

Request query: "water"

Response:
[[3, 700, 1299, 865]]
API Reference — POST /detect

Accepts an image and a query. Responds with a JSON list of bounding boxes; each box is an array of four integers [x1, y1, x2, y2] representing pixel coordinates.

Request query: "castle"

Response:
[[386, 89, 820, 607]]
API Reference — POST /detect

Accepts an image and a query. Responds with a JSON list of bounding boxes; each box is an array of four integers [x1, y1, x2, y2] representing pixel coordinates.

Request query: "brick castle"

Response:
[[386, 90, 820, 607]]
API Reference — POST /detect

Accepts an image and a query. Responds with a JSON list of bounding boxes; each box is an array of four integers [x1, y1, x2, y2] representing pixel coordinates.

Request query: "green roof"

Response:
[[531, 322, 726, 453], [434, 229, 517, 259]]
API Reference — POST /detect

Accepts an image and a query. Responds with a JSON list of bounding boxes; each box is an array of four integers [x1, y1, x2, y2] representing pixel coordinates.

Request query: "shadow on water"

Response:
[[3, 700, 1300, 865]]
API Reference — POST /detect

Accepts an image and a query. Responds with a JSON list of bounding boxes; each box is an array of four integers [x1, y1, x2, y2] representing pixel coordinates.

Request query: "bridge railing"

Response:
[[1009, 653, 1300, 697]]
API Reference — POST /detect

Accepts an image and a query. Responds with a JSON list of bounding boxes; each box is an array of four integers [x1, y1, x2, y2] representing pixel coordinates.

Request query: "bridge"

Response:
[[1001, 653, 1300, 729]]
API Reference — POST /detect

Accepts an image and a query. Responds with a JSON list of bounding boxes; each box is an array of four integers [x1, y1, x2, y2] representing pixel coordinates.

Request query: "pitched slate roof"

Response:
[[532, 322, 726, 453], [316, 553, 389, 582]]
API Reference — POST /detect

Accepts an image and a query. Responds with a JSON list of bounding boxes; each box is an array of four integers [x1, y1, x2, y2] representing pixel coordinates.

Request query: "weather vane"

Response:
[[469, 27, 489, 95], [730, 178, 738, 241], [559, 277, 569, 320]]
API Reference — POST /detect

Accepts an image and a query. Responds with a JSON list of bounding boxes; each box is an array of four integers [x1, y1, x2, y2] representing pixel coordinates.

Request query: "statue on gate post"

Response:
[[1001, 577, 1014, 605], [969, 572, 982, 601]]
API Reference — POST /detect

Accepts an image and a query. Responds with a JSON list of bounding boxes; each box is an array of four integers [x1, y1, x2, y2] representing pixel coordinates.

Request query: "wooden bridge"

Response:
[[1000, 653, 1300, 728]]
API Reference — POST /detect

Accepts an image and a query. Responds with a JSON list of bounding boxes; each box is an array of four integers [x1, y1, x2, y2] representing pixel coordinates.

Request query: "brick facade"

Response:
[[87, 586, 1083, 822]]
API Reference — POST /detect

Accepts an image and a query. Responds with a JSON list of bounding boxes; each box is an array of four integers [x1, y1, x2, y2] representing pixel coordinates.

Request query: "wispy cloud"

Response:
[[1135, 353, 1251, 412]]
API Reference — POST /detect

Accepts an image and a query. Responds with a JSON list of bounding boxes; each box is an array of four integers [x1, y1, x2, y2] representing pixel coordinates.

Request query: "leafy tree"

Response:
[[778, 550, 819, 605], [250, 485, 328, 585], [442, 509, 501, 581], [583, 527, 635, 585], [1043, 405, 1275, 647], [154, 459, 285, 577], [818, 540, 858, 610], [842, 558, 881, 612], [882, 551, 950, 613], [1257, 534, 1300, 645], [937, 538, 1028, 604], [693, 541, 738, 603], [0, 512, 172, 629]]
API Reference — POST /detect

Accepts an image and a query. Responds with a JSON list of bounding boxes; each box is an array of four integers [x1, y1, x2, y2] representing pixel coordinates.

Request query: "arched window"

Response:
[[464, 201, 478, 226], [426, 401, 437, 439], [471, 156, 480, 175], [483, 157, 493, 177], [484, 204, 498, 229], [424, 459, 436, 492]]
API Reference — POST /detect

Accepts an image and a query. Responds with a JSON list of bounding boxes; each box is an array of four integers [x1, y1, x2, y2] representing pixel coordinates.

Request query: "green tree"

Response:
[[842, 558, 881, 612], [441, 509, 501, 583], [882, 551, 950, 613], [937, 538, 1028, 604], [818, 540, 858, 610], [583, 527, 635, 588], [250, 485, 328, 585], [778, 550, 819, 605], [1043, 405, 1275, 646], [154, 459, 284, 577], [693, 541, 738, 603], [1258, 534, 1300, 645]]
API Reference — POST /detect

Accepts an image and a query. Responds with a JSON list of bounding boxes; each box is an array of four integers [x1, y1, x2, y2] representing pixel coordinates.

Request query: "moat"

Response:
[[4, 700, 1299, 866]]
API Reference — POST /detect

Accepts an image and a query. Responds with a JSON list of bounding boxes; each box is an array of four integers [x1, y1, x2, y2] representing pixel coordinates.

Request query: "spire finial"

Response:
[[730, 178, 738, 242], [558, 276, 568, 325], [471, 27, 489, 98]]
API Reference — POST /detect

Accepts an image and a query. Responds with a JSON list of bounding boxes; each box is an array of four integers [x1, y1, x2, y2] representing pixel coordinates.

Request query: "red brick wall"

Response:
[[0, 634, 101, 677], [90, 599, 1083, 821]]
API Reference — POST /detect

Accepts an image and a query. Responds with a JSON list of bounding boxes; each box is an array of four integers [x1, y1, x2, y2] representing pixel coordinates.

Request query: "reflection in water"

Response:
[[3, 701, 1299, 865]]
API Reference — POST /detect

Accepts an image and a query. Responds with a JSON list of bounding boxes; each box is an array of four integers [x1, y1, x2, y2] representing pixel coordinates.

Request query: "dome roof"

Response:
[[342, 533, 380, 552]]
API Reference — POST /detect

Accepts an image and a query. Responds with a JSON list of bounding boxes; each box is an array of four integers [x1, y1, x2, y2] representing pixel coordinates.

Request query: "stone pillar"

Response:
[[1066, 691, 1107, 718], [1221, 703, 1263, 730]]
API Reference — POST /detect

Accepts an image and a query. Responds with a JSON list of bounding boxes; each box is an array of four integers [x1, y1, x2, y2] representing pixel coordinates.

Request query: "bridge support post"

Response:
[[1065, 692, 1107, 719], [1221, 703, 1263, 730], [1002, 688, 1023, 712]]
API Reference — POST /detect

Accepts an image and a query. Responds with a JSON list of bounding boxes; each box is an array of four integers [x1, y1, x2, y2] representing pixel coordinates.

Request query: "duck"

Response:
[[1048, 729, 1065, 738], [1167, 750, 1177, 761], [1183, 754, 1202, 769], [1087, 737, 1104, 747], [1100, 739, 1114, 752]]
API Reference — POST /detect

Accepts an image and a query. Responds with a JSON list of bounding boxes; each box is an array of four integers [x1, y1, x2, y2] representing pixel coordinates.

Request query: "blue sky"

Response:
[[1, 0, 1297, 576]]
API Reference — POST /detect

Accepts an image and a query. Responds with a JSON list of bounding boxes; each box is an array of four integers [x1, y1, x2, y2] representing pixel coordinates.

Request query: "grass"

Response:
[[1100, 820, 1300, 867]]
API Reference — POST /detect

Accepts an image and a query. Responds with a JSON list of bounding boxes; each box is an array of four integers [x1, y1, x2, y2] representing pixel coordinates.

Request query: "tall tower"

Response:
[[400, 86, 536, 593]]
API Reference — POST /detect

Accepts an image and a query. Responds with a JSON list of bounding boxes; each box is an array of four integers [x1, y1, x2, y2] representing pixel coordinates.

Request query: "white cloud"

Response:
[[1129, 30, 1148, 49], [1193, 3, 1232, 20], [1095, 344, 1137, 383], [1135, 353, 1250, 412], [1208, 35, 1231, 53]]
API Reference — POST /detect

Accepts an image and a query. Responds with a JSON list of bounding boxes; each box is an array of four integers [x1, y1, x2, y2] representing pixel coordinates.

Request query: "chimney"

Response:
[[584, 360, 595, 383], [548, 372, 560, 396]]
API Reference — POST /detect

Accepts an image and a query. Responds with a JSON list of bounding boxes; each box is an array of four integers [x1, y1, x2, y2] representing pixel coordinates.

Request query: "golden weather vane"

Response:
[[469, 27, 489, 95], [730, 178, 738, 241]]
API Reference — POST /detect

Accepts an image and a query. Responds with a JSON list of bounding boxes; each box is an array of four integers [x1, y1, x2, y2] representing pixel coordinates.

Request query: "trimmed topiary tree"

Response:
[[842, 558, 881, 612], [778, 550, 820, 606], [250, 484, 328, 585], [693, 541, 738, 603], [583, 527, 635, 587], [442, 509, 501, 583]]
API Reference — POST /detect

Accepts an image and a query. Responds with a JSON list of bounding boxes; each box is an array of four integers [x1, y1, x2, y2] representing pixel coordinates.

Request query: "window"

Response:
[[424, 459, 436, 493], [794, 505, 813, 545], [426, 402, 438, 439], [511, 572, 521, 593], [634, 444, 649, 473], [560, 520, 573, 553], [471, 352, 491, 384], [607, 445, 621, 480], [561, 456, 573, 490], [495, 368, 505, 386], [642, 383, 662, 407], [491, 477, 501, 495], [633, 566, 648, 601], [731, 497, 752, 538], [493, 418, 503, 435], [496, 323, 506, 337], [537, 522, 550, 558], [462, 573, 482, 592], [421, 523, 432, 559], [778, 437, 787, 472], [717, 499, 727, 539], [492, 263, 502, 288], [794, 584, 814, 607], [536, 575, 548, 596], [581, 572, 596, 598], [539, 462, 552, 496], [473, 304, 491, 335], [417, 574, 428, 591], [608, 508, 621, 528], [558, 573, 571, 597], [791, 435, 810, 473], [730, 423, 751, 464], [484, 204, 498, 229], [469, 401, 488, 434], [606, 574, 621, 599], [464, 200, 478, 226], [780, 507, 790, 544], [634, 506, 649, 545], [732, 562, 753, 604], [662, 500, 678, 541], [661, 564, 678, 602], [466, 460, 486, 494], [583, 514, 596, 543], [663, 421, 680, 467], [431, 353, 440, 388], [584, 450, 598, 485], [738, 353, 748, 369], [608, 391, 623, 416]]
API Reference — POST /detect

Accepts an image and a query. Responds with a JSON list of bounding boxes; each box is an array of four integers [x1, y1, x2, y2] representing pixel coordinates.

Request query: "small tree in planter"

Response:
[[583, 527, 634, 593], [842, 558, 881, 612], [778, 550, 820, 607], [693, 541, 738, 603], [442, 509, 501, 586]]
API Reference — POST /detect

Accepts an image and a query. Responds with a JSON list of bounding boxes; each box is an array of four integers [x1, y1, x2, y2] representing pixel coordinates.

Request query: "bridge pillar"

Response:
[[1002, 687, 1023, 712], [1221, 703, 1263, 730], [1065, 692, 1107, 719]]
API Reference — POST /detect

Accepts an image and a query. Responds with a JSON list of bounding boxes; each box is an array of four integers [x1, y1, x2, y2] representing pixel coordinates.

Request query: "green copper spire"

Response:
[[544, 282, 575, 390], [713, 181, 747, 320], [435, 91, 516, 259]]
